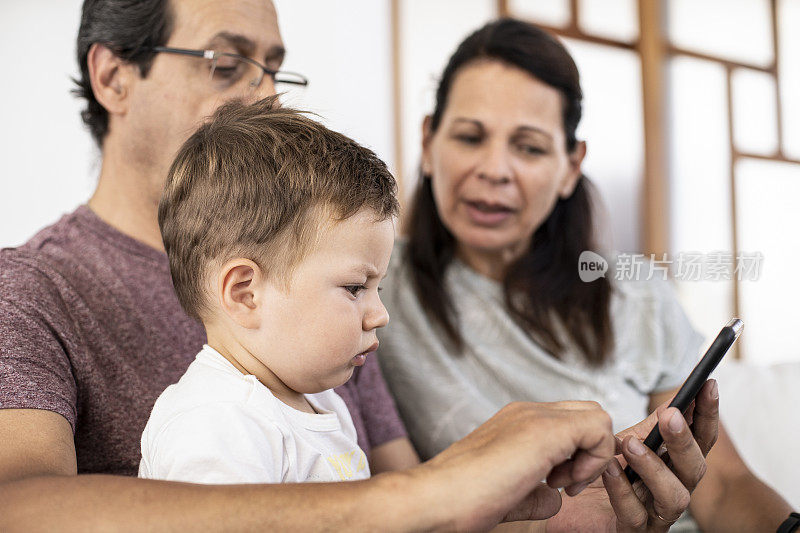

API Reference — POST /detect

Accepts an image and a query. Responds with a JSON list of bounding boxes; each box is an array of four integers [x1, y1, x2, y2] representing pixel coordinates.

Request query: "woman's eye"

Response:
[[344, 285, 366, 297], [518, 144, 545, 156], [455, 134, 482, 145]]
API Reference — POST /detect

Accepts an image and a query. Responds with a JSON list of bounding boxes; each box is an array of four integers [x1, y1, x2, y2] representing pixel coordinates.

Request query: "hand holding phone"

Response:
[[623, 318, 743, 484]]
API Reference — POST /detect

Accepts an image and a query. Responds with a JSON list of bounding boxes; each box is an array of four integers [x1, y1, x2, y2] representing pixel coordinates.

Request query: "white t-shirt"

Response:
[[138, 345, 370, 484]]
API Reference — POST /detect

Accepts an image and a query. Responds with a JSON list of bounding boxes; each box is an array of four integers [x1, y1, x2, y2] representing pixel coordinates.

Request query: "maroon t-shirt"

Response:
[[0, 206, 407, 476]]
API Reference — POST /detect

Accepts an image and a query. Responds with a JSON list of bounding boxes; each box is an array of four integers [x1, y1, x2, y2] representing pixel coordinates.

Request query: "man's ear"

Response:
[[217, 259, 263, 329], [558, 140, 587, 199], [86, 43, 137, 117], [421, 115, 434, 176]]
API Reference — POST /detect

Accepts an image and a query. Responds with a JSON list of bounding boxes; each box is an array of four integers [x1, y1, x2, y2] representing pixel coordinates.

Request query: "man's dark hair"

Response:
[[74, 0, 174, 147]]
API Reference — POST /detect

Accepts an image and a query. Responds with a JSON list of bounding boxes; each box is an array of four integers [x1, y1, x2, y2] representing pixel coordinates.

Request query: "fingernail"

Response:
[[627, 438, 646, 456], [605, 460, 622, 477], [668, 409, 685, 434], [710, 380, 719, 399]]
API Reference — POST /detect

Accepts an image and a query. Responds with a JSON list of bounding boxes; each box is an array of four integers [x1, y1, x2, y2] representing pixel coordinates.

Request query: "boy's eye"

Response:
[[344, 285, 366, 297]]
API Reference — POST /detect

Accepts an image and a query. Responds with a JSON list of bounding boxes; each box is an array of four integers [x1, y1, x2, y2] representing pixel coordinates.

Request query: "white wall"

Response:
[[272, 0, 395, 170], [0, 0, 96, 248], [396, 0, 497, 202]]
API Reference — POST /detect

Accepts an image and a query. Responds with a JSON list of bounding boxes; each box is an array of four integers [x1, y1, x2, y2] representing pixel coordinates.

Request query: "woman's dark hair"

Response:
[[406, 18, 614, 366], [73, 0, 174, 147]]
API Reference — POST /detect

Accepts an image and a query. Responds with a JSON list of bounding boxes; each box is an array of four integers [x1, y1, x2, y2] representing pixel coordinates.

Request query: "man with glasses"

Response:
[[0, 0, 720, 530]]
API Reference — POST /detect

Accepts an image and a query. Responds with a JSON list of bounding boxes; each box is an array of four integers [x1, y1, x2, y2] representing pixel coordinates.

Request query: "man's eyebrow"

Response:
[[264, 44, 286, 65], [205, 31, 286, 64], [205, 32, 255, 54]]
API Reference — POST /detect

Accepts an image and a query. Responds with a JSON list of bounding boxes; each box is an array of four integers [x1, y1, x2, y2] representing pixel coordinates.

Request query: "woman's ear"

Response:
[[421, 115, 434, 176], [86, 43, 136, 118], [559, 140, 587, 198], [217, 259, 263, 329]]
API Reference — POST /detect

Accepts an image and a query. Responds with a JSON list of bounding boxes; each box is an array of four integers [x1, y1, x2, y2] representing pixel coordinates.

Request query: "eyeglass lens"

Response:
[[209, 55, 263, 91]]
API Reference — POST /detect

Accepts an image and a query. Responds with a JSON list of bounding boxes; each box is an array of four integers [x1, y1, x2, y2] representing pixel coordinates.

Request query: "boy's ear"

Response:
[[217, 259, 262, 329]]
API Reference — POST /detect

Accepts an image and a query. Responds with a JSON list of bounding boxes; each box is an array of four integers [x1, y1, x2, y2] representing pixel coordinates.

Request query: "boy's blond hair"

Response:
[[158, 96, 398, 321]]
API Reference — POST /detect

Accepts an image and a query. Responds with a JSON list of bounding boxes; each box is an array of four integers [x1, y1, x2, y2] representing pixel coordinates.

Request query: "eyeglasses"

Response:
[[150, 46, 308, 92]]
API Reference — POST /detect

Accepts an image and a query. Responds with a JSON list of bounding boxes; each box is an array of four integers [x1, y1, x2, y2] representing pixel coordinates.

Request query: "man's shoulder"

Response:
[[2, 206, 92, 276], [0, 207, 98, 304]]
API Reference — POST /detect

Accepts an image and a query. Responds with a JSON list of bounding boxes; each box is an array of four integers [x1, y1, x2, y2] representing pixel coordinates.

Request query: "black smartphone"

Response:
[[623, 318, 744, 484]]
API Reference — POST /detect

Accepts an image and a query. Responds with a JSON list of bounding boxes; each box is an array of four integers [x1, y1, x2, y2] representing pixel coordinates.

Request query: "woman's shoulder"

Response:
[[606, 252, 677, 303], [603, 252, 694, 341]]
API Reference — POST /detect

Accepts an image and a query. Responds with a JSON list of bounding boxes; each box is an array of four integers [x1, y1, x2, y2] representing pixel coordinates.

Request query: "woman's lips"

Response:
[[463, 200, 515, 226]]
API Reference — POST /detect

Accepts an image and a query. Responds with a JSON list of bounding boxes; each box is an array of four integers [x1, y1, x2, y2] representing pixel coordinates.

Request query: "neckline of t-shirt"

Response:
[[73, 205, 168, 266], [197, 345, 342, 432]]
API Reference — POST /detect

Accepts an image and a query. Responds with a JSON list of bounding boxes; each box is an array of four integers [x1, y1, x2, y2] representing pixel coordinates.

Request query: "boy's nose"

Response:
[[364, 296, 389, 331]]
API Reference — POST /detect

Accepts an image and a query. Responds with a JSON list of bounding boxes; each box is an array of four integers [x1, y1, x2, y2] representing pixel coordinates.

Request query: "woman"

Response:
[[378, 18, 793, 532]]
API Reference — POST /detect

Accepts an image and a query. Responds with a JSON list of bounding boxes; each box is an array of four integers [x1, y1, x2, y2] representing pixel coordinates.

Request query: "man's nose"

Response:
[[254, 76, 277, 100]]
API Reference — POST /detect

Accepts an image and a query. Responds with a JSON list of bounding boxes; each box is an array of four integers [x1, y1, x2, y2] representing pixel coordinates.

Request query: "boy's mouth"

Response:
[[359, 342, 379, 356], [352, 342, 379, 366]]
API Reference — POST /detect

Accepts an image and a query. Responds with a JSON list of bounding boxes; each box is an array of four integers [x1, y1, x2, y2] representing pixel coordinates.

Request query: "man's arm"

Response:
[[0, 408, 432, 532], [648, 389, 792, 532], [0, 409, 76, 482], [0, 402, 616, 532]]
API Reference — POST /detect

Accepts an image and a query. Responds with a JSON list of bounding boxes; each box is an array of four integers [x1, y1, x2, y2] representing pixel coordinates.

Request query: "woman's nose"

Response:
[[476, 141, 512, 184]]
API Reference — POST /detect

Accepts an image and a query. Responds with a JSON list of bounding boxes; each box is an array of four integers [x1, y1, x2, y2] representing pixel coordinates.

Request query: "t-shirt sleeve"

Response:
[[650, 280, 705, 393], [0, 255, 78, 431], [356, 354, 408, 448], [141, 403, 288, 484]]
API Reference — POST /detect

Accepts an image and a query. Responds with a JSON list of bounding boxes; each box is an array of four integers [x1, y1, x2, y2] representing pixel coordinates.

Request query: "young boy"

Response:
[[138, 96, 398, 484]]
